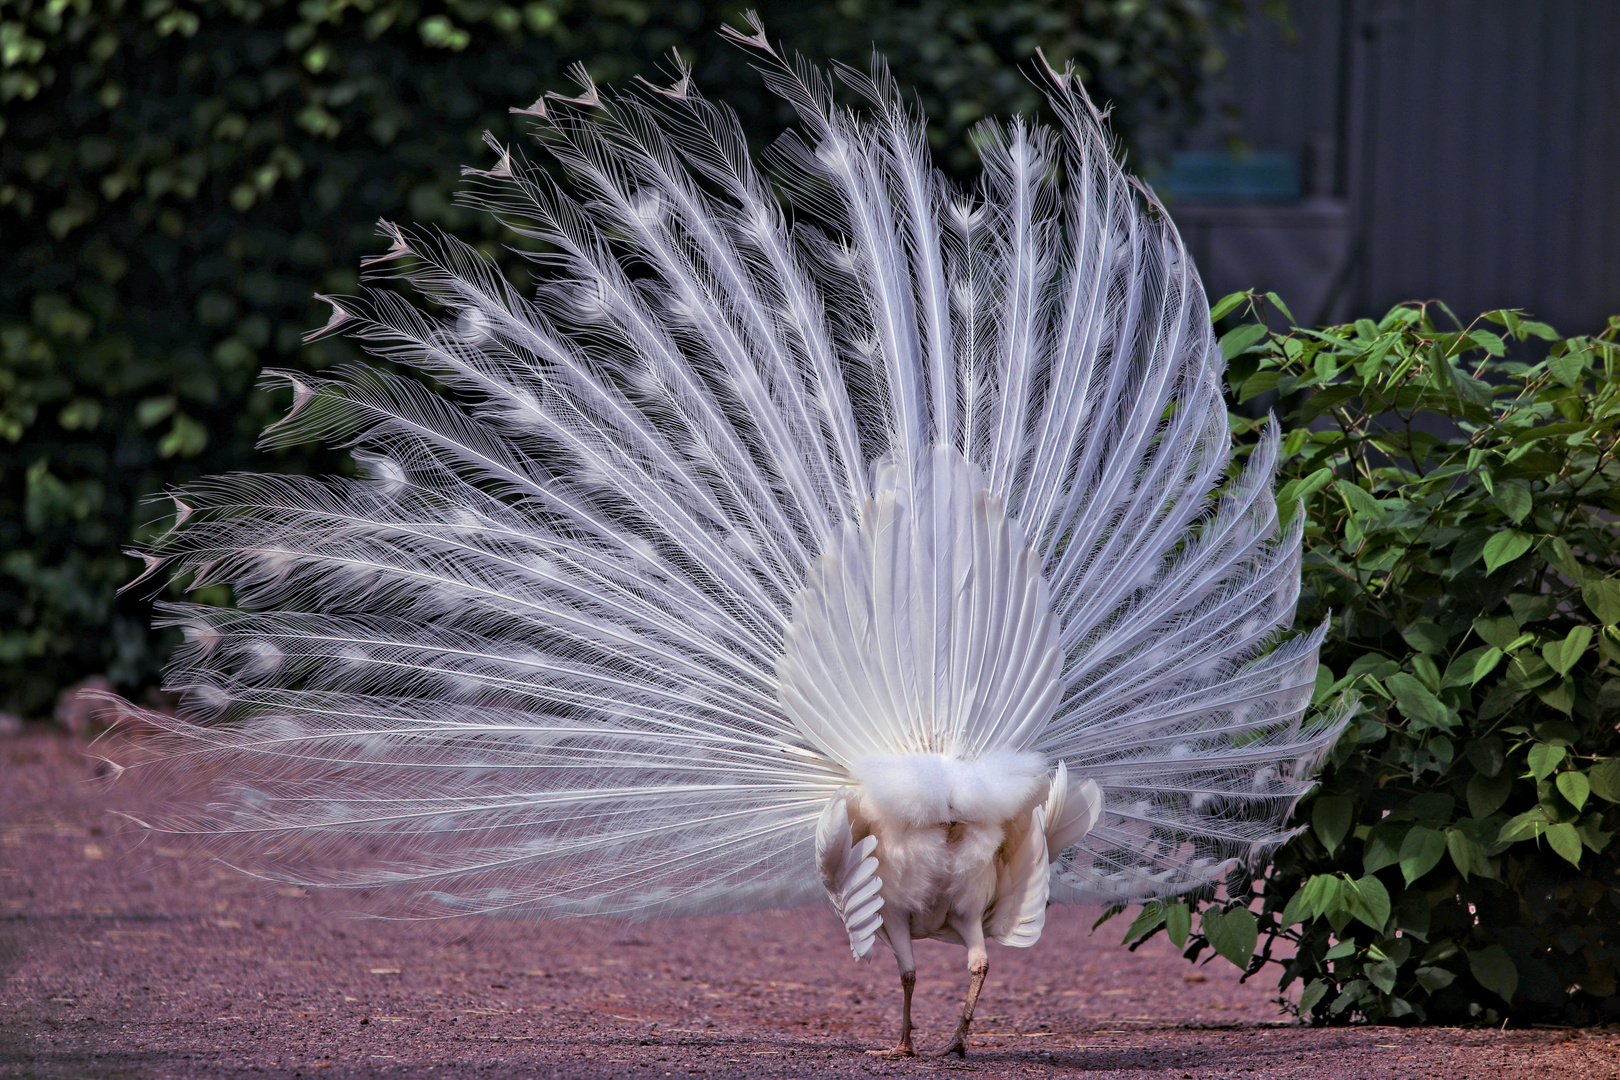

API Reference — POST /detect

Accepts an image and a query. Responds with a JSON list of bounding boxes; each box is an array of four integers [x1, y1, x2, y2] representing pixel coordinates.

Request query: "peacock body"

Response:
[[118, 19, 1348, 1056]]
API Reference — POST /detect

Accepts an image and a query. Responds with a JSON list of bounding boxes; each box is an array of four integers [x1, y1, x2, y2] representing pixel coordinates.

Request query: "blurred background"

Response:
[[2, 0, 1617, 724]]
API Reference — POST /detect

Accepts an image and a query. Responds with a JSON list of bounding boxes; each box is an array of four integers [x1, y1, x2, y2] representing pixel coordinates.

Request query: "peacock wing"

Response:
[[987, 801, 1050, 948], [814, 790, 885, 958], [1042, 759, 1104, 858]]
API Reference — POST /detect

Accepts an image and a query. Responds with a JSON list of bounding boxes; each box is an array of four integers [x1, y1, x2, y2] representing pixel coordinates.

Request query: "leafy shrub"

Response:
[[1123, 297, 1620, 1025], [0, 0, 1263, 715]]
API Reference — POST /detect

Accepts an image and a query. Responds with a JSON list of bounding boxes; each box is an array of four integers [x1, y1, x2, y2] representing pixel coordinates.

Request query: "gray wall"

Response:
[[1185, 0, 1620, 333]]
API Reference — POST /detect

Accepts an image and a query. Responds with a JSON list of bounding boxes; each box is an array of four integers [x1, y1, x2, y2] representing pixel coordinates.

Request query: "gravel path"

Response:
[[3, 734, 1616, 1078]]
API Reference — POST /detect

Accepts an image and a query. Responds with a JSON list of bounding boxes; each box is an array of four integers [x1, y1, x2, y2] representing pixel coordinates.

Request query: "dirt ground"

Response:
[[3, 733, 1617, 1079]]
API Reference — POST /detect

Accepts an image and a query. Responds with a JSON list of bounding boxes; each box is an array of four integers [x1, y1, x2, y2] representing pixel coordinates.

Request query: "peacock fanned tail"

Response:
[[114, 19, 1350, 922]]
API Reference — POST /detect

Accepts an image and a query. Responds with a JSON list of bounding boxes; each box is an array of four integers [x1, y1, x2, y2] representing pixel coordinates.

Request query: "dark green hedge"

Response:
[[1, 0, 729, 715], [0, 0, 1262, 715]]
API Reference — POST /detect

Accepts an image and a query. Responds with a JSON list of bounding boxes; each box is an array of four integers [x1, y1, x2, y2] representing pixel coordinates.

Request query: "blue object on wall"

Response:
[[1157, 151, 1301, 204]]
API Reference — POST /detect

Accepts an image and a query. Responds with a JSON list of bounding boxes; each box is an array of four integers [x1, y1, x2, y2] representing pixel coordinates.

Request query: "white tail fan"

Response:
[[114, 25, 1349, 976]]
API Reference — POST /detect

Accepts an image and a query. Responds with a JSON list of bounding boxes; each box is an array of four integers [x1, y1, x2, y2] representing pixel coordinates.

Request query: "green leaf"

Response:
[[1535, 677, 1575, 714], [1482, 529, 1533, 573], [1415, 965, 1456, 992], [1363, 828, 1401, 875], [1505, 651, 1555, 691], [1508, 420, 1586, 446], [1329, 979, 1369, 1015], [1581, 579, 1620, 625], [1201, 906, 1258, 970], [1336, 480, 1387, 526], [1557, 771, 1590, 811], [1447, 828, 1486, 880], [1589, 759, 1620, 802], [1602, 628, 1620, 665], [1379, 936, 1413, 968], [1528, 742, 1567, 780], [1547, 821, 1583, 866], [1165, 902, 1191, 949], [1312, 795, 1354, 855], [135, 395, 177, 428], [1490, 483, 1532, 523], [1385, 673, 1450, 730], [1547, 350, 1585, 387], [1277, 467, 1336, 506], [1400, 621, 1448, 655], [1412, 654, 1443, 693], [1469, 647, 1503, 684], [1499, 806, 1552, 844], [1209, 291, 1248, 322], [1511, 589, 1560, 629], [1469, 946, 1518, 1003], [1238, 370, 1281, 403], [1466, 772, 1512, 819], [1297, 979, 1329, 1014], [1347, 875, 1391, 932], [1472, 615, 1522, 650], [1535, 719, 1580, 746], [1312, 663, 1337, 705], [1546, 538, 1588, 583], [1122, 901, 1166, 944], [157, 413, 209, 458], [1279, 886, 1312, 929], [1220, 322, 1270, 361], [1398, 826, 1447, 885], [58, 399, 103, 431], [1468, 328, 1507, 356], [1578, 818, 1613, 854], [1541, 626, 1593, 676], [1264, 291, 1296, 325], [1288, 873, 1343, 926]]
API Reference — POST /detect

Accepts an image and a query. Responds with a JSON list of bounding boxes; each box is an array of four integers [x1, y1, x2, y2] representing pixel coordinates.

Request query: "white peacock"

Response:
[[115, 16, 1348, 1058]]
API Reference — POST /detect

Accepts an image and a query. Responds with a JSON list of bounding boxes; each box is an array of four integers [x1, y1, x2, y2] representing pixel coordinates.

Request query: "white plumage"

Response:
[[117, 19, 1348, 1057]]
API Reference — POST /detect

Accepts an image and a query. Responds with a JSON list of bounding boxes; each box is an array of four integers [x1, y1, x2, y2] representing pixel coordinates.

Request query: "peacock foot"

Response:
[[866, 1043, 916, 1059]]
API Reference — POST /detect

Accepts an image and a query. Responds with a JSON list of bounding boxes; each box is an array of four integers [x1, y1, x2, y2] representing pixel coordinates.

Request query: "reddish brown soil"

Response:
[[3, 733, 1617, 1079]]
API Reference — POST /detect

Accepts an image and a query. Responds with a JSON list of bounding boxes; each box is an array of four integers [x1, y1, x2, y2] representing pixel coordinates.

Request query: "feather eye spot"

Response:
[[455, 307, 493, 343], [240, 640, 284, 677], [630, 191, 663, 224], [354, 451, 409, 496], [814, 139, 850, 170], [182, 684, 232, 714], [182, 620, 222, 654], [256, 546, 299, 578]]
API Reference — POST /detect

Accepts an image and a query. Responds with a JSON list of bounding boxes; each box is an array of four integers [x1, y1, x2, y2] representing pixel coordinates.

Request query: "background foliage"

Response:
[[1, 0, 1262, 716], [1122, 298, 1620, 1025]]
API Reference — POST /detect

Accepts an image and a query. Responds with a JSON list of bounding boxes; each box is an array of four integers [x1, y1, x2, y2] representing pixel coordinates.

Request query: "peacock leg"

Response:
[[866, 915, 917, 1058], [940, 920, 989, 1058]]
